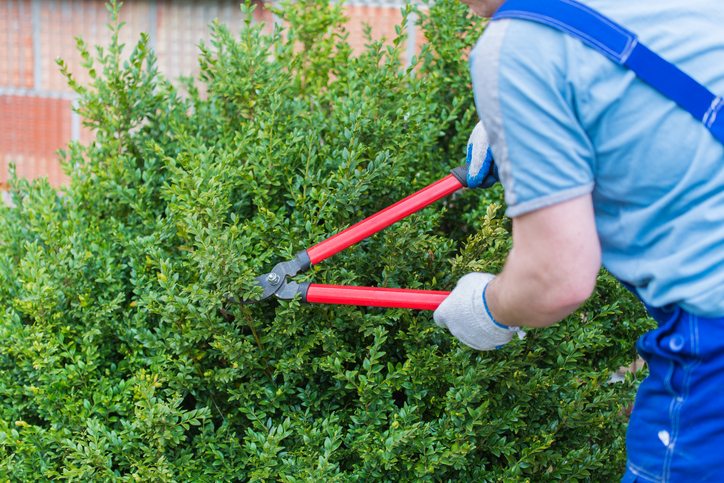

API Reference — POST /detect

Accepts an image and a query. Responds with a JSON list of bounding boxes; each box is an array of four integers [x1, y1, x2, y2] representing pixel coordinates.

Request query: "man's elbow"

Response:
[[540, 270, 597, 320]]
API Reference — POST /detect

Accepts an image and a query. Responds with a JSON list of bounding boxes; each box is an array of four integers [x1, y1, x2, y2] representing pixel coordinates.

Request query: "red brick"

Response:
[[19, 0, 34, 88], [0, 1, 8, 86], [0, 95, 71, 186]]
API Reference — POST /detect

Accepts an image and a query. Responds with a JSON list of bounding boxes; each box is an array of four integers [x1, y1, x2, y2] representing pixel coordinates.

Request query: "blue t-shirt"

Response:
[[470, 0, 724, 317]]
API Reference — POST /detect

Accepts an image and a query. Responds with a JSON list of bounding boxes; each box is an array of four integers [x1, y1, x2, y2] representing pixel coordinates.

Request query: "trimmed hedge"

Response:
[[0, 1, 652, 481]]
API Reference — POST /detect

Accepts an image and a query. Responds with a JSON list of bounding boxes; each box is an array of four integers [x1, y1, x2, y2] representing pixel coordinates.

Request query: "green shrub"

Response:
[[0, 1, 653, 481]]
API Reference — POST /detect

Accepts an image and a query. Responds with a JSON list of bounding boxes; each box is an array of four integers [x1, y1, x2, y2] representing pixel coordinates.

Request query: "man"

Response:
[[433, 0, 724, 481]]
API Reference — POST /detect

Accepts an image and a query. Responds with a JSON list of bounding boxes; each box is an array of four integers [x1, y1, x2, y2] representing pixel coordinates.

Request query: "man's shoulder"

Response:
[[472, 10, 601, 92], [472, 0, 724, 122], [478, 0, 724, 72]]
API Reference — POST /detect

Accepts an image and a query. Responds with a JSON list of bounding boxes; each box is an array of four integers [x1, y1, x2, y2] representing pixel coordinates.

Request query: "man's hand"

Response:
[[433, 272, 525, 351], [466, 122, 500, 189]]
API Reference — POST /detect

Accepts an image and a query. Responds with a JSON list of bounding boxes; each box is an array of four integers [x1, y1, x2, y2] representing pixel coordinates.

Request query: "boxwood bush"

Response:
[[0, 1, 653, 481]]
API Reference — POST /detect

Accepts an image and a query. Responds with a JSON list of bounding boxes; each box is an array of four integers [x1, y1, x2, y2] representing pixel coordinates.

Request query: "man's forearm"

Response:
[[484, 195, 602, 328], [485, 249, 590, 328]]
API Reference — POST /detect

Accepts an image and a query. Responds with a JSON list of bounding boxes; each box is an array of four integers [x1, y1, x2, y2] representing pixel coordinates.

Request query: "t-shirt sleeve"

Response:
[[470, 18, 596, 218]]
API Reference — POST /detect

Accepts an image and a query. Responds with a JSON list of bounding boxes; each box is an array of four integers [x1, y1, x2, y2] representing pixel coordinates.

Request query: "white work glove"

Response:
[[465, 122, 499, 189], [434, 273, 525, 351]]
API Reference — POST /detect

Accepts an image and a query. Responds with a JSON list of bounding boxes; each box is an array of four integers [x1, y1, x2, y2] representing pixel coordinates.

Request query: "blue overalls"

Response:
[[623, 304, 724, 482], [489, 1, 724, 481]]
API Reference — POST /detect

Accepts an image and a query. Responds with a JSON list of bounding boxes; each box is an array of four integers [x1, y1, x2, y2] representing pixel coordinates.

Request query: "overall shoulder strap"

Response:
[[492, 0, 724, 145]]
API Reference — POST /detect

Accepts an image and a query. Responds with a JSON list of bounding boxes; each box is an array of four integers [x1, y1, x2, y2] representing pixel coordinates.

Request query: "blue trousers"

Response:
[[623, 305, 724, 482]]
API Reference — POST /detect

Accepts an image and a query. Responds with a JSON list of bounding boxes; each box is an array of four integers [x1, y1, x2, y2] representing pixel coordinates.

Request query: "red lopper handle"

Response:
[[306, 174, 464, 266], [305, 284, 451, 310]]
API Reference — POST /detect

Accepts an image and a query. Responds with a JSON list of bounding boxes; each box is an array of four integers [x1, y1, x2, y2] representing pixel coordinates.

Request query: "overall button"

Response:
[[669, 334, 685, 352]]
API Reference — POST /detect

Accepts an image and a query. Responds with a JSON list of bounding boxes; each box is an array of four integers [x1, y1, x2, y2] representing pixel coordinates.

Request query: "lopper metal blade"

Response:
[[229, 256, 308, 305]]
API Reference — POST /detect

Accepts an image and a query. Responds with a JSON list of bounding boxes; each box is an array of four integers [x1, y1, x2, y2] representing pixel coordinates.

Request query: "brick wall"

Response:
[[0, 0, 423, 188]]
